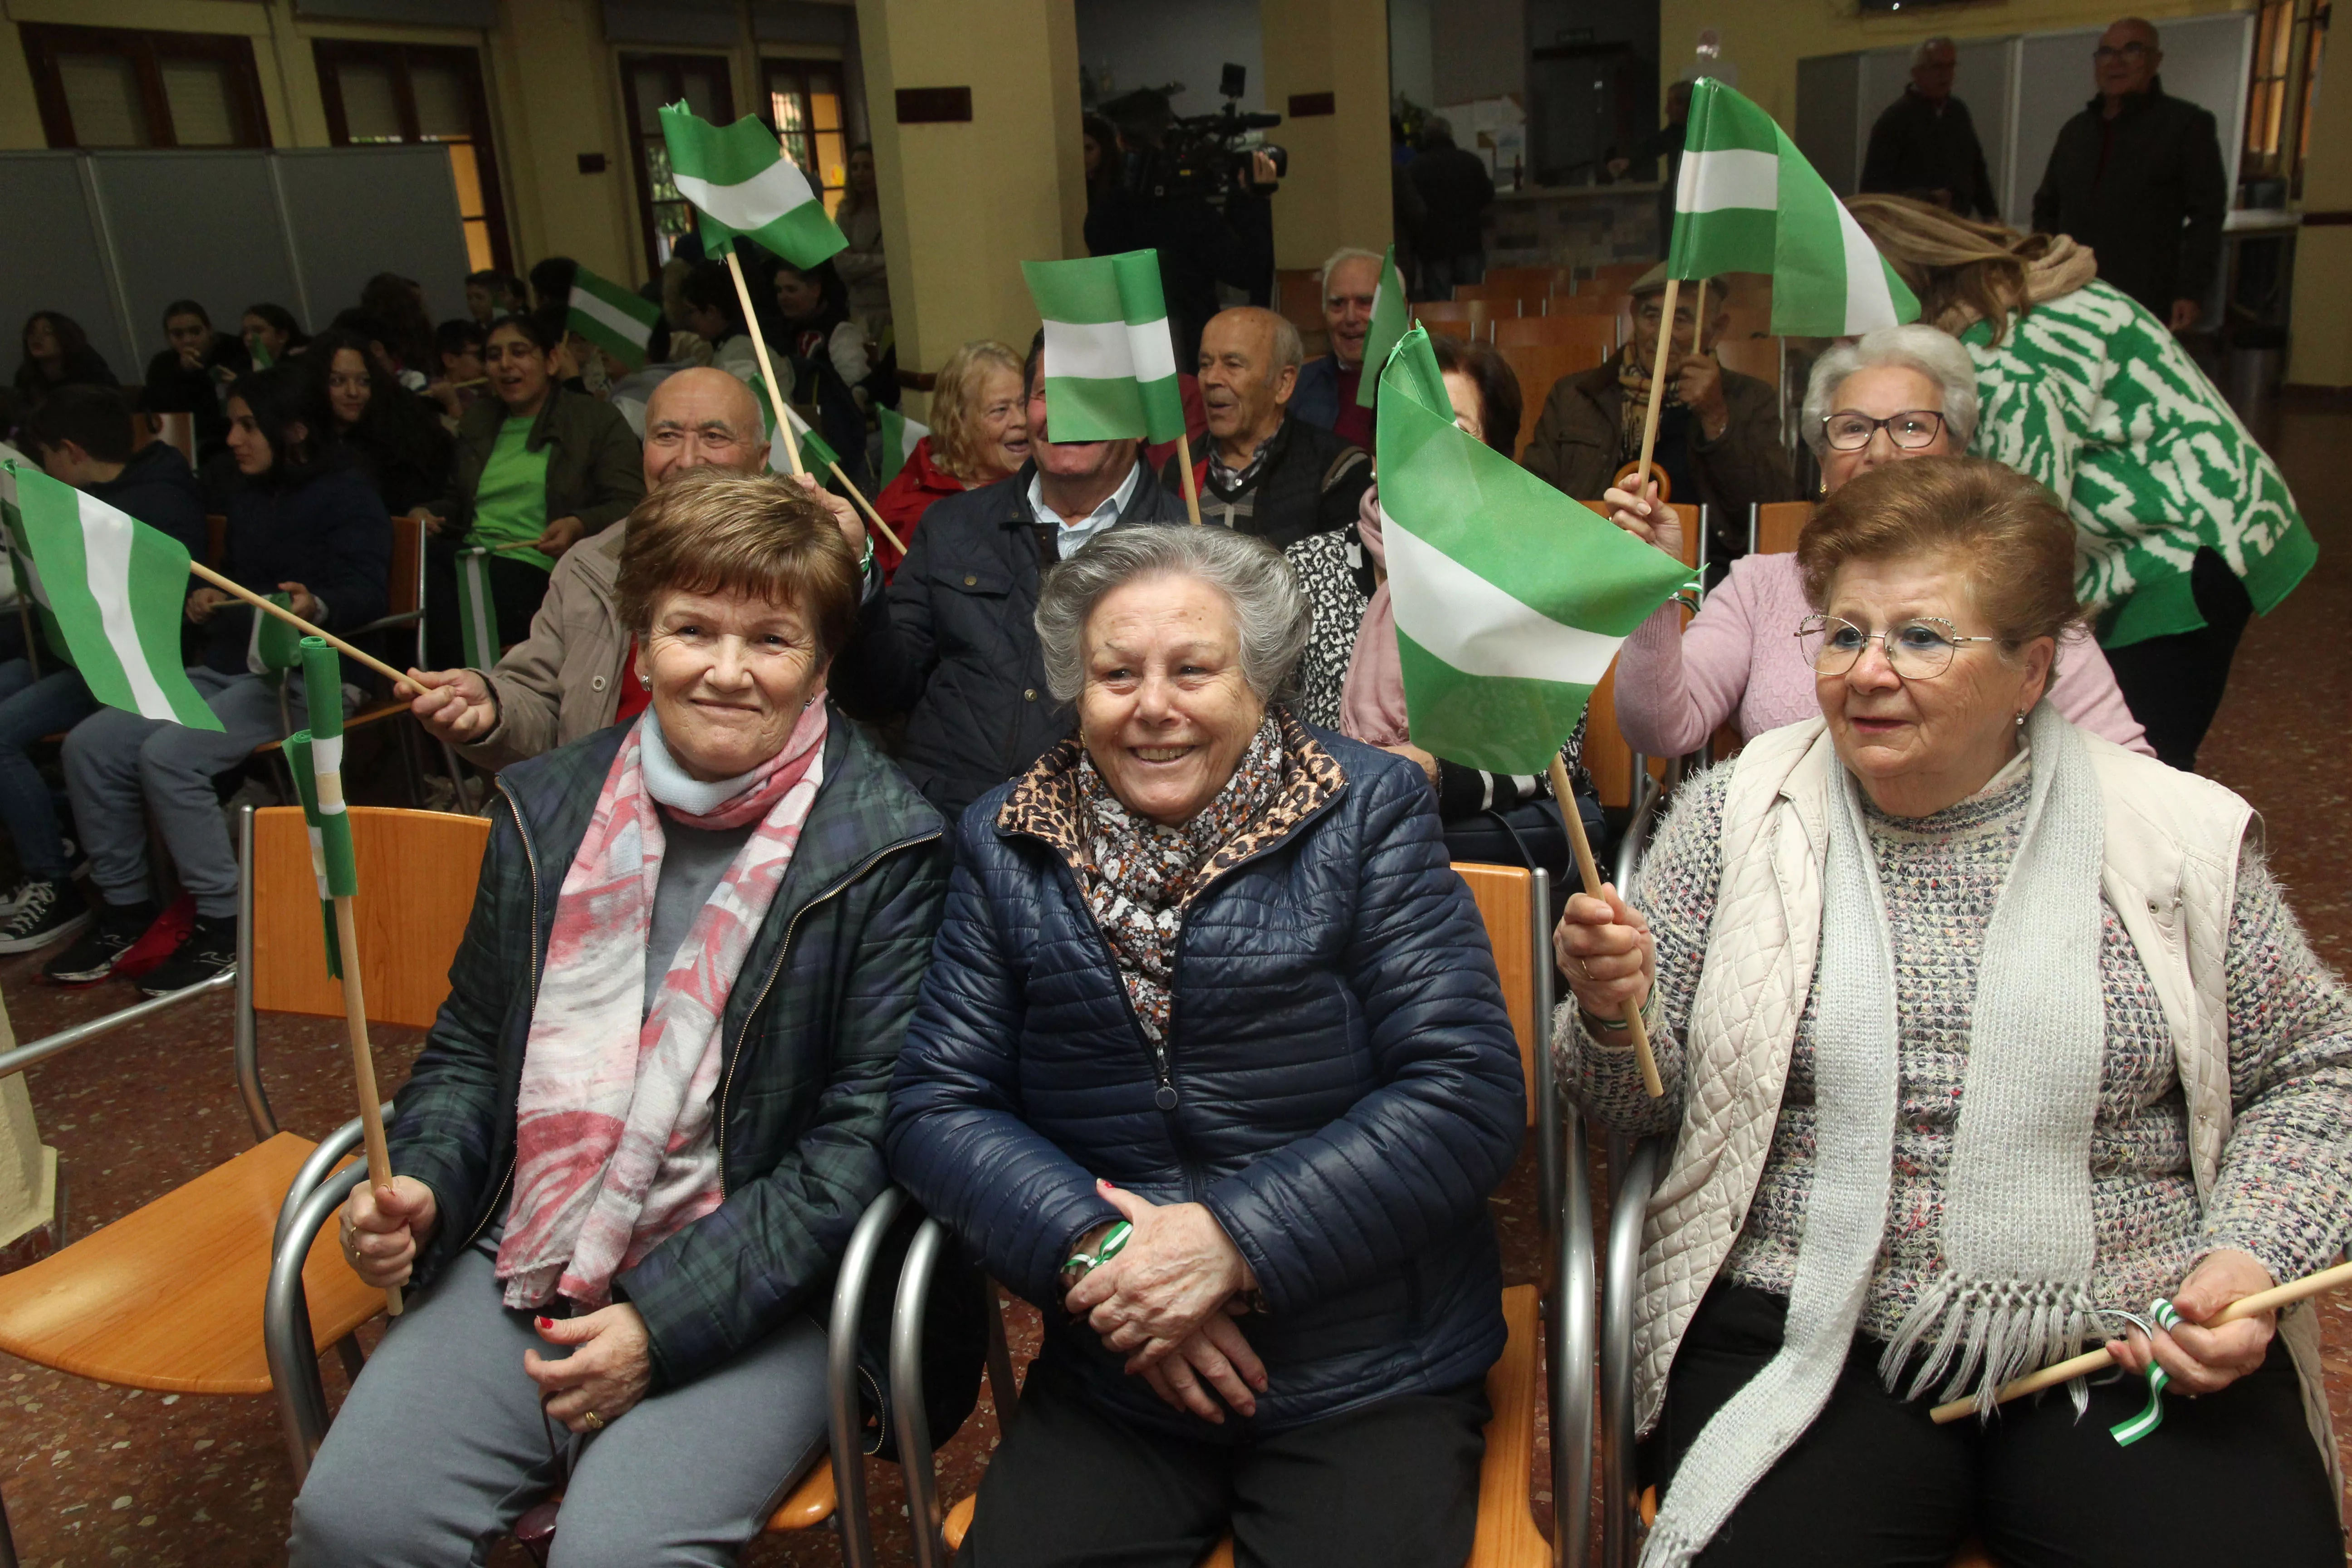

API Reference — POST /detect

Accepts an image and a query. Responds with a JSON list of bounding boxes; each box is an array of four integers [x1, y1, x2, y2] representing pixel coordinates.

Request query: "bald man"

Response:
[[2032, 17, 2226, 330], [403, 368, 865, 769], [1158, 305, 1369, 550]]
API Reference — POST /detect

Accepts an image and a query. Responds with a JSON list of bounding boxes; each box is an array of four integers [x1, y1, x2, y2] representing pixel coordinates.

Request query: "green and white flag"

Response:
[[1353, 244, 1411, 409], [1374, 329, 1693, 776], [284, 731, 345, 978], [751, 382, 840, 475], [0, 460, 221, 730], [657, 103, 846, 268], [877, 407, 928, 488], [1021, 251, 1185, 443], [1667, 78, 1918, 337], [246, 589, 303, 682], [568, 265, 661, 371], [454, 547, 499, 670], [298, 638, 358, 900]]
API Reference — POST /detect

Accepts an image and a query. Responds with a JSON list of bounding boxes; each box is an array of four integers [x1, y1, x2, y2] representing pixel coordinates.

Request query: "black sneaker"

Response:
[[0, 881, 90, 956], [44, 900, 158, 985], [139, 914, 240, 997]]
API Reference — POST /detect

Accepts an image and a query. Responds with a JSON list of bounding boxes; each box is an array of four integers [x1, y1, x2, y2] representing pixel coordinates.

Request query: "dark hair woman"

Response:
[[49, 363, 390, 996], [306, 327, 456, 518], [13, 312, 117, 402], [770, 258, 875, 484], [241, 303, 310, 365], [141, 299, 250, 462], [358, 273, 436, 390], [293, 468, 946, 1567], [418, 312, 644, 664]]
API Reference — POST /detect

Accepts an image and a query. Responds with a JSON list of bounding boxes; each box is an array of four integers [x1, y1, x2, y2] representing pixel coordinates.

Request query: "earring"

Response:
[[2015, 712, 2027, 728]]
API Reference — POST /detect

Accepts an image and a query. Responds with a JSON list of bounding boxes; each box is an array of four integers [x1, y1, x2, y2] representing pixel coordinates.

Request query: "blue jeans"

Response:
[[0, 660, 97, 882]]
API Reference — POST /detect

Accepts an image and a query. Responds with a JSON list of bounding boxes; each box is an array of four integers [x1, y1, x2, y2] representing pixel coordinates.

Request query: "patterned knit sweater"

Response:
[[1562, 758, 2352, 1343], [1963, 281, 2317, 650]]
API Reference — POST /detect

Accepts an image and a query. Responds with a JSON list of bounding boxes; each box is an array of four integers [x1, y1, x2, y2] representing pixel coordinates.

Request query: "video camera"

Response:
[[1107, 64, 1288, 206]]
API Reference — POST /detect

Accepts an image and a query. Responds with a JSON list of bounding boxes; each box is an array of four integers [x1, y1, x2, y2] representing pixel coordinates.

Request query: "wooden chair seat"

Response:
[[0, 1132, 380, 1394], [764, 1463, 834, 1531]]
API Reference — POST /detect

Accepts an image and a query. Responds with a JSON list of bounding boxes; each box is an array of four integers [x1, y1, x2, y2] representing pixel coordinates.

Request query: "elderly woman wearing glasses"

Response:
[[1600, 323, 2150, 760], [1557, 456, 2352, 1568]]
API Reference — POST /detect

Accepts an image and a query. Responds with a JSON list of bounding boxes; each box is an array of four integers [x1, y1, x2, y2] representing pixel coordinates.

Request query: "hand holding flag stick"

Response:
[[187, 561, 407, 687], [294, 638, 402, 1317], [1549, 756, 1664, 1098]]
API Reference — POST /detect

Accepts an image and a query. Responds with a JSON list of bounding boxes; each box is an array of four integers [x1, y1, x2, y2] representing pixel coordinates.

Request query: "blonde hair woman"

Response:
[[869, 339, 1030, 580]]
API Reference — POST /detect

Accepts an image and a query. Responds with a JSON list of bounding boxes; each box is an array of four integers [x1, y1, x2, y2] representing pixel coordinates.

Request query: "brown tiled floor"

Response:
[[0, 398, 2347, 1564]]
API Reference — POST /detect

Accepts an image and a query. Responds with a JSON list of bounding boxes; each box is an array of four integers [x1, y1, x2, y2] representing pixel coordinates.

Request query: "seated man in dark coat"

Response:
[[1520, 265, 1792, 539], [828, 333, 1186, 818], [1159, 307, 1370, 553]]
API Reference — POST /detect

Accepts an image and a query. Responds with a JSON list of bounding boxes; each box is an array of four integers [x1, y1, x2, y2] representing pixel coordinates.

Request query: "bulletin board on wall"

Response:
[[0, 145, 472, 383]]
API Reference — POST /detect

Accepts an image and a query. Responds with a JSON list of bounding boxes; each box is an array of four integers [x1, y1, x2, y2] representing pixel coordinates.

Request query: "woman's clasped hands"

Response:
[[1063, 1181, 1269, 1425]]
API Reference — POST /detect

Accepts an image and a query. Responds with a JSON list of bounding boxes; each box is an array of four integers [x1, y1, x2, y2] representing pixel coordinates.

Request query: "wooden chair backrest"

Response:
[[1412, 300, 1488, 343], [1450, 283, 1528, 314], [387, 514, 423, 618], [1582, 262, 1652, 296], [1544, 291, 1626, 319], [1714, 334, 1779, 387], [205, 513, 227, 569], [1499, 340, 1614, 460], [1452, 862, 1541, 1122], [154, 411, 196, 468], [250, 806, 490, 1029], [1574, 499, 1698, 808], [1492, 314, 1619, 354], [1275, 267, 1324, 336], [1754, 500, 1813, 556], [1481, 265, 1559, 299]]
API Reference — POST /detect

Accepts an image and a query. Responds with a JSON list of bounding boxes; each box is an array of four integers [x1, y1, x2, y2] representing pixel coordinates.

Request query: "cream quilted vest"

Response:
[[1625, 716, 2342, 1492]]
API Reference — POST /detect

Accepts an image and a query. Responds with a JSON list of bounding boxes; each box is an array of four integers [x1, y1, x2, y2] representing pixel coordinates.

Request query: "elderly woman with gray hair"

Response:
[[886, 525, 1526, 1567], [1601, 322, 2150, 760]]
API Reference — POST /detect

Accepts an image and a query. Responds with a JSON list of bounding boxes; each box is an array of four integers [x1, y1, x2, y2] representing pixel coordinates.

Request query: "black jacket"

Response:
[[142, 334, 249, 461], [829, 460, 1188, 818], [201, 459, 389, 677], [1086, 184, 1275, 371], [1409, 143, 1496, 260], [87, 441, 206, 559], [1860, 89, 1998, 219], [2030, 81, 2228, 318], [1156, 414, 1370, 551], [887, 717, 1525, 1437]]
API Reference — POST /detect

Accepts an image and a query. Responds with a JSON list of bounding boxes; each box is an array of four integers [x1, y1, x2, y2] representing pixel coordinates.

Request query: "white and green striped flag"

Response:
[[750, 382, 841, 475], [1374, 329, 1692, 774], [877, 407, 928, 488], [454, 547, 499, 670], [568, 265, 661, 371], [1668, 78, 1920, 337], [1021, 251, 1186, 443], [657, 103, 846, 268], [1353, 244, 1411, 409], [0, 461, 221, 731]]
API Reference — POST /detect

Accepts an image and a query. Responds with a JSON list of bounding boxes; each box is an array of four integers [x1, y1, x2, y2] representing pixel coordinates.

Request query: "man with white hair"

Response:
[[1860, 36, 1999, 218], [1161, 305, 1370, 549], [1290, 247, 1382, 450]]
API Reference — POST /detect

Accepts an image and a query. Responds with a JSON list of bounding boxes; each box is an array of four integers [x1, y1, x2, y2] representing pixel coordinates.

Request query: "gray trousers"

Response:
[[62, 666, 332, 919], [287, 1248, 832, 1568]]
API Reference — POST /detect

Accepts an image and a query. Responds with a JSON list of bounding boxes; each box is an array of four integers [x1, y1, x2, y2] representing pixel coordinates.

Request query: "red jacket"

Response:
[[871, 436, 966, 582]]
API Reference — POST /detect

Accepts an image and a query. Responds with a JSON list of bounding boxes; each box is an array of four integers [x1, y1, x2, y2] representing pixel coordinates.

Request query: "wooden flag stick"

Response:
[[330, 890, 402, 1316], [1929, 1256, 2352, 1425], [1549, 755, 1665, 1098], [1691, 278, 1707, 357], [723, 247, 806, 479], [187, 561, 405, 688], [829, 461, 907, 557], [1629, 276, 1682, 503], [18, 604, 39, 681], [1172, 433, 1205, 527]]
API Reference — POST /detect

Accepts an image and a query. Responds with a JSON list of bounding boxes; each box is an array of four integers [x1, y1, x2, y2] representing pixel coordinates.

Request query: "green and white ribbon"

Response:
[[2109, 1298, 2184, 1447], [298, 637, 358, 902], [454, 547, 498, 671], [284, 730, 344, 978]]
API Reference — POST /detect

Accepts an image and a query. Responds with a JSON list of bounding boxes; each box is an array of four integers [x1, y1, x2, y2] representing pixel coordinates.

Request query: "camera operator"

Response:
[[1086, 87, 1279, 369]]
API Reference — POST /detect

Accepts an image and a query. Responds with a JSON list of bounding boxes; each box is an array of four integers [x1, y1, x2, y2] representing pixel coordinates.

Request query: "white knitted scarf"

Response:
[[1643, 703, 2107, 1567]]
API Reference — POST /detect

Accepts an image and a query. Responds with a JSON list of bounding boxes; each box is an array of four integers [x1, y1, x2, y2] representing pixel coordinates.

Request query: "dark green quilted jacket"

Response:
[[387, 709, 949, 1389]]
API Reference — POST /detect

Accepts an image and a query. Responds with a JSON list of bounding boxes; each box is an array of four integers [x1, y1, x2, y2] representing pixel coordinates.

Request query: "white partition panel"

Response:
[[0, 153, 139, 383], [88, 152, 304, 376], [272, 146, 473, 332]]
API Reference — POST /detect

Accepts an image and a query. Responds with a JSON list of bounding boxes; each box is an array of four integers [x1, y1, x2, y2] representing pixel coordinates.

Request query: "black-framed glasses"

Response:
[[1819, 410, 1945, 452], [1796, 614, 1999, 680]]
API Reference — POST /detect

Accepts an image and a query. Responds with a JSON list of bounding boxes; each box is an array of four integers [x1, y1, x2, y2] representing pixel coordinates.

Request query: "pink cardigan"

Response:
[[1613, 552, 2155, 758]]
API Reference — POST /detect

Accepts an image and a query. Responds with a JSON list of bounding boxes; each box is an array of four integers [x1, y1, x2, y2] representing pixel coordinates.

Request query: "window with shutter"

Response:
[[21, 24, 267, 149], [313, 40, 513, 273], [56, 53, 149, 147]]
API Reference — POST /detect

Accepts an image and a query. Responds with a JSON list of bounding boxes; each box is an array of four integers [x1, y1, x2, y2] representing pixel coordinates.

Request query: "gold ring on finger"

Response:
[[582, 1410, 605, 1432]]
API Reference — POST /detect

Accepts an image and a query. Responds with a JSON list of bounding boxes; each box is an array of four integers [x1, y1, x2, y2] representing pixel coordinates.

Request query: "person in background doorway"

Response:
[[241, 304, 309, 366], [13, 313, 116, 405], [2030, 17, 2227, 330], [309, 327, 456, 518], [832, 144, 892, 333], [1081, 113, 1120, 210], [871, 339, 1030, 579], [142, 299, 248, 465], [1409, 117, 1495, 299], [1162, 307, 1368, 550], [1608, 78, 1693, 255], [1861, 37, 2000, 218], [1289, 248, 1382, 451]]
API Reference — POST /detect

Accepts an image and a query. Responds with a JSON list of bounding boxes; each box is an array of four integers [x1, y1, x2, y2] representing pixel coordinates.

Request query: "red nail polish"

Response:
[[535, 1316, 552, 1330]]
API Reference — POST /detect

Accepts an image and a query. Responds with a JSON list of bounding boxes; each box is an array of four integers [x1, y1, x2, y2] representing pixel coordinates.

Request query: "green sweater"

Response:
[[1962, 280, 2315, 649]]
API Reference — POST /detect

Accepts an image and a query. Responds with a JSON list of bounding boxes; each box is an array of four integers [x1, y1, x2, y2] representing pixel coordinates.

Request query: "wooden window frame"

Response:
[[617, 52, 737, 274], [312, 38, 514, 274], [19, 21, 270, 149], [760, 58, 850, 216]]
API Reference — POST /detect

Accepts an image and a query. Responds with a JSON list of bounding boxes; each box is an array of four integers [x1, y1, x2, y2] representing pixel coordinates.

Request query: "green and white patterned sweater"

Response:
[[1962, 280, 2316, 649]]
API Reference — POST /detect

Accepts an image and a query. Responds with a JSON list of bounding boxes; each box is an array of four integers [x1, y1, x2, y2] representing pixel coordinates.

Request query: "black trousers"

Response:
[[2101, 547, 2255, 771], [1650, 1284, 2341, 1568], [423, 537, 556, 669], [958, 1355, 1490, 1568]]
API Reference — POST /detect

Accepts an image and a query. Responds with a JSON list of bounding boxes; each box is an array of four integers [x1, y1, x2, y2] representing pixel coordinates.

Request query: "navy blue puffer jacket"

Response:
[[885, 718, 1525, 1439]]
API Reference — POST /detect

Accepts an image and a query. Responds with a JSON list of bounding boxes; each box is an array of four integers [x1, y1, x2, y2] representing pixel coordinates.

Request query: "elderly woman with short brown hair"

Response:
[[870, 338, 1030, 579], [1558, 456, 2352, 1567], [290, 468, 949, 1568]]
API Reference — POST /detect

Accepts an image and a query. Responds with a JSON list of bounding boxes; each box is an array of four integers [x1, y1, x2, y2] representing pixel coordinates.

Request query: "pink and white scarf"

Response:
[[494, 703, 829, 1310]]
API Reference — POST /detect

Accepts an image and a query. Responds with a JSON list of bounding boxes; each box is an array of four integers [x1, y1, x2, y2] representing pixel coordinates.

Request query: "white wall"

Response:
[[1075, 0, 1266, 115], [1431, 0, 1525, 105], [1390, 0, 1436, 110]]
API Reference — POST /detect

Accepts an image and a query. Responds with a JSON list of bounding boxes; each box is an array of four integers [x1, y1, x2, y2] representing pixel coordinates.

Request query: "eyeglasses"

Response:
[[1819, 410, 1945, 452], [2092, 42, 2153, 62], [1795, 614, 1999, 680]]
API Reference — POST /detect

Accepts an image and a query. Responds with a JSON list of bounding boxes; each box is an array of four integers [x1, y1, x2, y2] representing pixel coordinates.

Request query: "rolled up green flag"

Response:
[[298, 637, 357, 898], [284, 731, 344, 978], [1353, 245, 1411, 410], [454, 548, 498, 670], [246, 590, 302, 682]]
